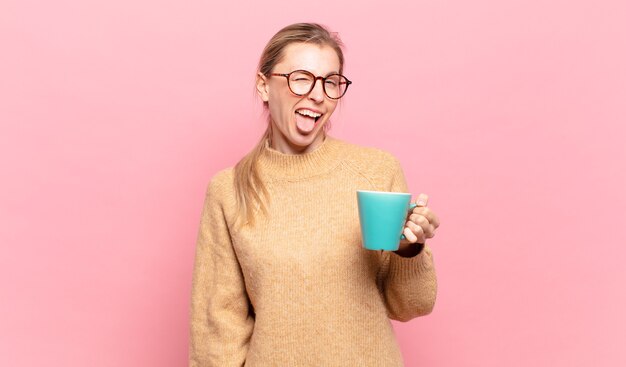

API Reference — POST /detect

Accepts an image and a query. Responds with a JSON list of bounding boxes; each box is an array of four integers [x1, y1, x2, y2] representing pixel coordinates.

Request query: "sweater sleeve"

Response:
[[189, 177, 254, 366], [379, 156, 438, 322]]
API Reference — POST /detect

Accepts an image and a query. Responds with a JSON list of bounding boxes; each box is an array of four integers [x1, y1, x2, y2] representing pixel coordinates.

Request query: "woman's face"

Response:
[[256, 42, 341, 154]]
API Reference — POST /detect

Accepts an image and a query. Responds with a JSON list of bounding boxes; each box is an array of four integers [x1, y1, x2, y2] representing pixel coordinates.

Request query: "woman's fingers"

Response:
[[405, 194, 440, 243], [411, 206, 440, 229], [403, 227, 419, 243], [409, 213, 436, 238], [415, 193, 429, 207], [405, 221, 424, 243]]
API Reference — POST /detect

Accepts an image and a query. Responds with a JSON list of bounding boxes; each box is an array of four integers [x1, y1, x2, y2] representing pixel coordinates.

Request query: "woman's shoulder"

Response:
[[204, 167, 235, 198], [211, 166, 235, 184]]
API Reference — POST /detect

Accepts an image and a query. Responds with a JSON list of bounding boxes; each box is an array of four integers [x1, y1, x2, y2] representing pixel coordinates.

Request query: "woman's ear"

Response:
[[256, 72, 269, 102]]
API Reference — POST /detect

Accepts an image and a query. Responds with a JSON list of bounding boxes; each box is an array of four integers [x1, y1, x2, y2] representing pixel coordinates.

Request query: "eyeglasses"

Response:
[[270, 70, 352, 99]]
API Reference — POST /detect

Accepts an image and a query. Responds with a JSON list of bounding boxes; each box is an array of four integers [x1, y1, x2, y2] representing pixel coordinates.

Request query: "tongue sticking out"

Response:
[[295, 112, 317, 134]]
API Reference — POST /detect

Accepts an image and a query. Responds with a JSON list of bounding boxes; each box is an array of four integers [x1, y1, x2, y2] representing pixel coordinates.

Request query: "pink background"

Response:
[[1, 0, 625, 366]]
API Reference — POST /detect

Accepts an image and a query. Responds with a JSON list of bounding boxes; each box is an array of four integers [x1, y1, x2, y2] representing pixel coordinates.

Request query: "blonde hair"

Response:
[[232, 23, 345, 228]]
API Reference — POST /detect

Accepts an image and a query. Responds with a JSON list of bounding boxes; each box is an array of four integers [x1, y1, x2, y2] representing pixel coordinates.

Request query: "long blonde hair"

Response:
[[232, 23, 345, 228]]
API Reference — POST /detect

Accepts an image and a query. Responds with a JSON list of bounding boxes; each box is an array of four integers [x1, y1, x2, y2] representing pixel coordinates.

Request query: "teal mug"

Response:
[[356, 190, 417, 251]]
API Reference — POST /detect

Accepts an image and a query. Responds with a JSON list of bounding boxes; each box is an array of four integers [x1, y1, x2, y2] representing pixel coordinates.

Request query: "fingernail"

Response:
[[417, 200, 426, 206]]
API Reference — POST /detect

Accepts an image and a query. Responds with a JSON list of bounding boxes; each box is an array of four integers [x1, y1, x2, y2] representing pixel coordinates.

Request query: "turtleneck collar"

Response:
[[257, 135, 344, 180]]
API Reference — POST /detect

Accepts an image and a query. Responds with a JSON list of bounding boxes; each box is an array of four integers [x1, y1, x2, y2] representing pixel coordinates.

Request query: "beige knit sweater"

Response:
[[189, 135, 437, 366]]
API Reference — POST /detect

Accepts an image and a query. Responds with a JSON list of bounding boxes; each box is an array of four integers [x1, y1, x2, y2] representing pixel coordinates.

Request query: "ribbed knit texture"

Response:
[[190, 136, 437, 366]]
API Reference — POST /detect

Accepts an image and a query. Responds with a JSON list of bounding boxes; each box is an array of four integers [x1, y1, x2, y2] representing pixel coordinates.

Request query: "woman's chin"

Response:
[[285, 128, 324, 151]]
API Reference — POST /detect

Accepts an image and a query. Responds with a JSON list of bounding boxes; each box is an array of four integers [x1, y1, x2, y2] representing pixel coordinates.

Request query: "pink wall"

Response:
[[1, 0, 625, 366]]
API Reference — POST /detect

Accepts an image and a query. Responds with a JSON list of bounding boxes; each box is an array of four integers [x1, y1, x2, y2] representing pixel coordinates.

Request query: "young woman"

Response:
[[190, 22, 440, 366]]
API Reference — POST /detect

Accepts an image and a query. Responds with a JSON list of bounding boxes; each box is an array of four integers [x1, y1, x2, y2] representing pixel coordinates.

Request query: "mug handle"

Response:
[[400, 203, 418, 240]]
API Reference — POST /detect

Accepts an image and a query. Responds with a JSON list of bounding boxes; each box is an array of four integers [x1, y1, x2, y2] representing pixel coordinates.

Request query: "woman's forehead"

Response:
[[277, 43, 341, 74]]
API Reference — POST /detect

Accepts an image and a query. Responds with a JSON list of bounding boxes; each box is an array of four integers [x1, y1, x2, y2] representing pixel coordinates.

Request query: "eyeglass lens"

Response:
[[288, 71, 348, 99]]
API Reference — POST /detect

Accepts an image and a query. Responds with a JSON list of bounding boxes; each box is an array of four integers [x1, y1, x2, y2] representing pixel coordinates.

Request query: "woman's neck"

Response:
[[269, 130, 326, 155]]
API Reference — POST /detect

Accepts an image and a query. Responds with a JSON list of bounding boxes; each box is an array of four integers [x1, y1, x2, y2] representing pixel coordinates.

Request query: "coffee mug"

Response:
[[357, 190, 417, 251]]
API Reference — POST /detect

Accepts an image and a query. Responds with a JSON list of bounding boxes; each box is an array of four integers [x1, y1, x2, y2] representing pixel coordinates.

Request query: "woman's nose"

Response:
[[307, 78, 325, 103]]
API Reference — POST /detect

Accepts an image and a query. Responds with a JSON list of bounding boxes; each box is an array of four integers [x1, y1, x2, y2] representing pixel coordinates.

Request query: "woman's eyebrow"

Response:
[[290, 69, 340, 76]]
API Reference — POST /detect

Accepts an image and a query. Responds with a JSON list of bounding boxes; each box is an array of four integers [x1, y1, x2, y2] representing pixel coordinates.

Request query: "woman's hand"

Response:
[[396, 193, 440, 255]]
